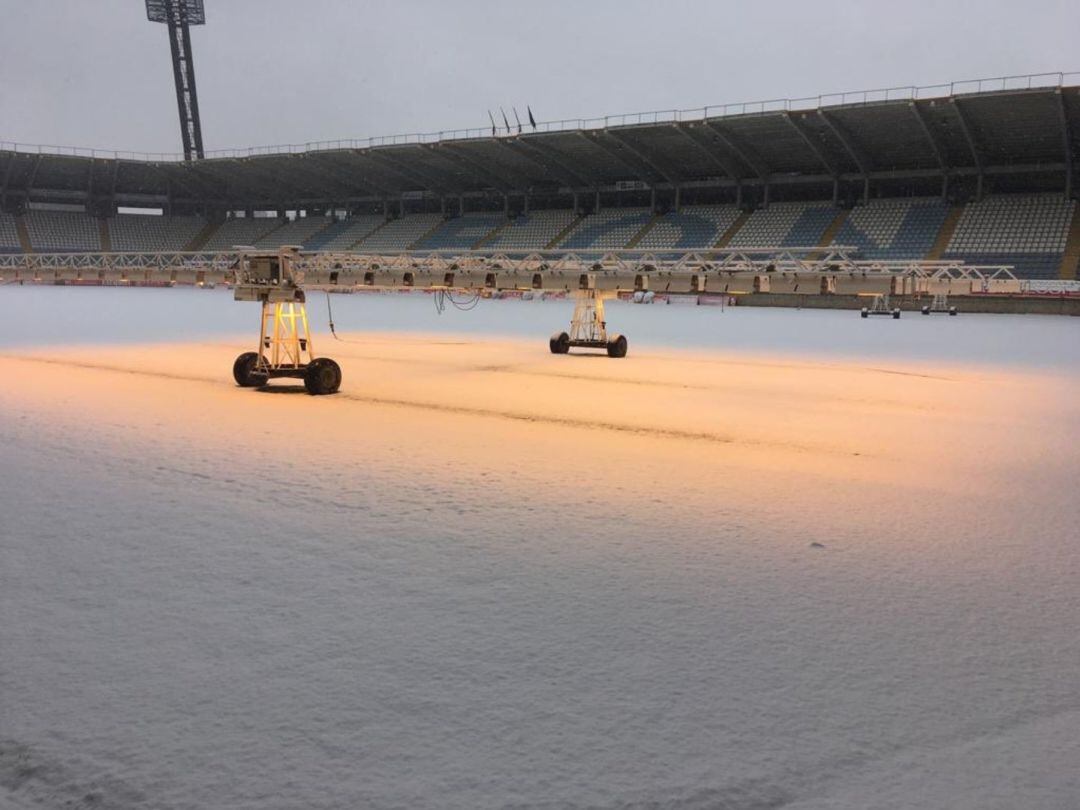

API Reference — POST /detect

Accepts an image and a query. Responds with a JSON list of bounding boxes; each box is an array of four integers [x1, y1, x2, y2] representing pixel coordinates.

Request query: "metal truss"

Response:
[[0, 248, 1017, 285]]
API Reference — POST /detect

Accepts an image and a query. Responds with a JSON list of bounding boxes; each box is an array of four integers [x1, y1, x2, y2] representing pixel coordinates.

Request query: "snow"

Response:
[[1, 288, 1078, 809]]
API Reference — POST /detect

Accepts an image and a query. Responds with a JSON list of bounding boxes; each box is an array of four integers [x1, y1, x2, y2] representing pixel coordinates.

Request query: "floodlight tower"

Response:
[[145, 0, 206, 160]]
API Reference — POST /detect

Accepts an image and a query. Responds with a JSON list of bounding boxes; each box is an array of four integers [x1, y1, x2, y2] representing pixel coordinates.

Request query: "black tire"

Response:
[[949, 307, 958, 316], [549, 331, 570, 354], [892, 309, 901, 319], [233, 352, 268, 387], [921, 306, 930, 315], [860, 309, 868, 318], [304, 357, 342, 395], [606, 334, 628, 358]]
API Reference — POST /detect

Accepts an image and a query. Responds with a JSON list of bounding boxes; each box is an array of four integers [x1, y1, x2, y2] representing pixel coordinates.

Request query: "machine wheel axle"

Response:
[[304, 357, 342, 395], [233, 351, 268, 387]]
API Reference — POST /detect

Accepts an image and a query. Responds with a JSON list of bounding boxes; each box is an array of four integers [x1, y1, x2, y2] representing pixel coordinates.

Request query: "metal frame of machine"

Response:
[[231, 246, 341, 394], [921, 292, 959, 315], [860, 293, 902, 319], [549, 274, 627, 357]]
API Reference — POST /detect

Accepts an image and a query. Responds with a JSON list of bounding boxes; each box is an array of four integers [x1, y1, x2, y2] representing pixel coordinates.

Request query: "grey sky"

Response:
[[2, 0, 1077, 154]]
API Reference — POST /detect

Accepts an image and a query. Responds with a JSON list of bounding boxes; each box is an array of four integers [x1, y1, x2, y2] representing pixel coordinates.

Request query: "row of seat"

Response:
[[0, 196, 1075, 278], [487, 209, 578, 250], [251, 216, 333, 248], [831, 198, 950, 260], [110, 214, 205, 251], [415, 212, 505, 250], [307, 215, 385, 251], [202, 217, 284, 250], [24, 210, 100, 251], [0, 212, 20, 252], [637, 205, 741, 250], [946, 193, 1074, 254], [560, 207, 653, 249], [941, 194, 1076, 278], [356, 213, 443, 251], [728, 202, 836, 248]]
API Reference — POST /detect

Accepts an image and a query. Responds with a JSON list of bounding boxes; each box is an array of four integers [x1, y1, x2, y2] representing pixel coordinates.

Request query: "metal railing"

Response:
[[2, 71, 1077, 163]]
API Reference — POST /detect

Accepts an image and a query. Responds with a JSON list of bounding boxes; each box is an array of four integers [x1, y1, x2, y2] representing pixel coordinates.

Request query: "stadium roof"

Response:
[[2, 73, 1078, 209]]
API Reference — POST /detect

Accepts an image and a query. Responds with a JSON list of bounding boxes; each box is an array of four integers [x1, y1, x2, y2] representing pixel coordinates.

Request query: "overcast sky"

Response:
[[2, 0, 1077, 154]]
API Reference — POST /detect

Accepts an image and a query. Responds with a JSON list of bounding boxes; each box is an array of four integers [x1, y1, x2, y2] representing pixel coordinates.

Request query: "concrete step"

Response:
[[807, 208, 849, 260], [98, 218, 112, 252], [184, 221, 219, 251], [473, 218, 511, 249], [1058, 202, 1080, 280], [14, 215, 32, 253], [626, 213, 661, 249], [545, 213, 586, 250], [817, 209, 849, 247], [349, 217, 393, 250], [715, 211, 750, 248], [406, 218, 448, 251], [926, 204, 965, 259]]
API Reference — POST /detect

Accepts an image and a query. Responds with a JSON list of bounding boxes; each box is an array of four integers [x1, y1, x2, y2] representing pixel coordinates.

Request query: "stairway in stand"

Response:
[[714, 211, 750, 248], [1058, 202, 1080, 279], [626, 213, 660, 249], [926, 204, 965, 259], [184, 221, 220, 251], [15, 215, 32, 252]]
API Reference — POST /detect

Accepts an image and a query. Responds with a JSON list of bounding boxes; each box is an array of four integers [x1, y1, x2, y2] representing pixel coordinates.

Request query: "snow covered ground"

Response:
[[1, 288, 1078, 809]]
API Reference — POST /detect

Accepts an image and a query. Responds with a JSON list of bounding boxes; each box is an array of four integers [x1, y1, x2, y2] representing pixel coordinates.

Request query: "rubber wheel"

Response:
[[233, 352, 268, 387], [606, 334, 628, 358], [860, 309, 868, 318], [921, 307, 930, 315], [304, 357, 342, 395], [949, 308, 957, 316], [549, 331, 570, 354], [892, 309, 901, 319]]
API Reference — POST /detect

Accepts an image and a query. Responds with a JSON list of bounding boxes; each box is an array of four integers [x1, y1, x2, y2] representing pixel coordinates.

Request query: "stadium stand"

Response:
[[252, 215, 332, 248], [0, 212, 20, 252], [306, 215, 386, 250], [202, 216, 285, 250], [415, 212, 504, 250], [559, 208, 652, 249], [943, 193, 1077, 278], [727, 202, 837, 248], [637, 205, 742, 250], [356, 212, 443, 251], [486, 209, 578, 251], [109, 213, 207, 251], [24, 210, 101, 251], [830, 198, 949, 260]]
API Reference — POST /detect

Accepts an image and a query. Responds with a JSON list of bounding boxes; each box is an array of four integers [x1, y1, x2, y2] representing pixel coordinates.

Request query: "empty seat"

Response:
[[488, 209, 577, 250], [109, 214, 206, 251], [0, 212, 20, 252], [253, 216, 333, 248], [727, 202, 836, 248], [24, 210, 101, 251], [308, 215, 386, 250], [831, 197, 948, 259], [558, 207, 652, 249], [203, 217, 287, 250], [637, 205, 741, 250], [944, 193, 1075, 279], [356, 213, 444, 251], [415, 212, 504, 250]]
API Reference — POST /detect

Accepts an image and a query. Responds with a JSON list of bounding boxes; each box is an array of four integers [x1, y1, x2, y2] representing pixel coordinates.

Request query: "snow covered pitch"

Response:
[[1, 288, 1078, 809]]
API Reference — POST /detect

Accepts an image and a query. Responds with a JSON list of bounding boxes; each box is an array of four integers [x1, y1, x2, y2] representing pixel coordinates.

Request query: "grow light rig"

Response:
[[549, 273, 628, 357], [231, 246, 341, 395]]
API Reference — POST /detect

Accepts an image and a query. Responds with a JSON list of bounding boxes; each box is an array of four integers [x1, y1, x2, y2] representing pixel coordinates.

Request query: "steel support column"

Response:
[[161, 0, 205, 160], [951, 98, 984, 199], [1057, 89, 1073, 199]]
